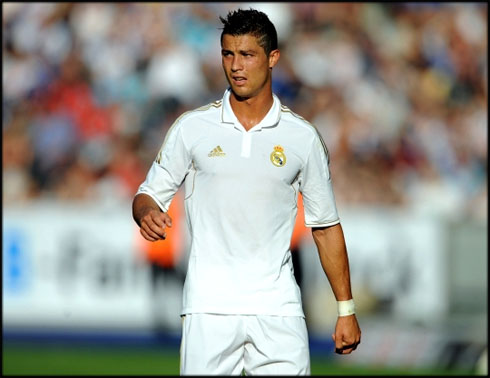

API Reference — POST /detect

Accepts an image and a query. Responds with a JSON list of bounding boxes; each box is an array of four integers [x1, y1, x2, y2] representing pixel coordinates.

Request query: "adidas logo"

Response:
[[208, 145, 226, 157]]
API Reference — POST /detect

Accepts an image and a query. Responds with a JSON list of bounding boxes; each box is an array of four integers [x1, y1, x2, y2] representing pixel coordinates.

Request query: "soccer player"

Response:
[[132, 8, 361, 375]]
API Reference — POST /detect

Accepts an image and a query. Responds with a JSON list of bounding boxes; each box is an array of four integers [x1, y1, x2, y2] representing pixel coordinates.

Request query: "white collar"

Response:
[[221, 88, 281, 131]]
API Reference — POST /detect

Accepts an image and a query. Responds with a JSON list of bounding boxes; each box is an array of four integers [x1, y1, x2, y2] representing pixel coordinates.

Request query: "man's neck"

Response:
[[229, 89, 274, 131]]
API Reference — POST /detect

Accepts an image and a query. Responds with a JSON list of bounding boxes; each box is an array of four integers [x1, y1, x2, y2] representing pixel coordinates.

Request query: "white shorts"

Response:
[[180, 313, 310, 375]]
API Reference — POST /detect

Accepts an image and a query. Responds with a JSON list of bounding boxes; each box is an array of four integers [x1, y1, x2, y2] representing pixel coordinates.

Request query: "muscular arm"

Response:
[[132, 193, 172, 242], [312, 223, 353, 301], [312, 223, 361, 354]]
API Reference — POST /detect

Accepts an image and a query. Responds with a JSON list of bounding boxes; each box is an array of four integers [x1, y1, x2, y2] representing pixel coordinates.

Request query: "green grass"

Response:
[[2, 341, 475, 376], [3, 342, 180, 375]]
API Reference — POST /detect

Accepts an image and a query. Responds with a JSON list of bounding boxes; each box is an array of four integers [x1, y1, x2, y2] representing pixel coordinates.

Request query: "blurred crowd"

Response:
[[3, 2, 487, 221]]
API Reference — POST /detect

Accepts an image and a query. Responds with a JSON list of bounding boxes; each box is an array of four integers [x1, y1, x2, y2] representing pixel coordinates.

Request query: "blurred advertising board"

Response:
[[3, 203, 453, 330], [3, 202, 153, 330], [298, 207, 451, 332]]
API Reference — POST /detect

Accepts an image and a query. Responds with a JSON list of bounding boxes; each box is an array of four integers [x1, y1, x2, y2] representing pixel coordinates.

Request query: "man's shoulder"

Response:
[[279, 104, 318, 137], [165, 98, 223, 142], [177, 99, 223, 125]]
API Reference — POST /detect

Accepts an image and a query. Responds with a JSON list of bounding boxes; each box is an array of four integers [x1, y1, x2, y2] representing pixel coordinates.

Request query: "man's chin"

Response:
[[231, 88, 251, 101]]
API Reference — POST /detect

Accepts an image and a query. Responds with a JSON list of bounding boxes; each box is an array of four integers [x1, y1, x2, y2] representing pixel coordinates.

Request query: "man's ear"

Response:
[[269, 49, 280, 69]]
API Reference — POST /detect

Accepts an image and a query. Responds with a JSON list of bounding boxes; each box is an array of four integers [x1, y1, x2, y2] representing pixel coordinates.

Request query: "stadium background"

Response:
[[2, 2, 487, 375]]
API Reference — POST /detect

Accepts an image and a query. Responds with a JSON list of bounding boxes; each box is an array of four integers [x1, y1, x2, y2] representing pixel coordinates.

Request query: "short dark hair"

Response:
[[219, 8, 278, 56]]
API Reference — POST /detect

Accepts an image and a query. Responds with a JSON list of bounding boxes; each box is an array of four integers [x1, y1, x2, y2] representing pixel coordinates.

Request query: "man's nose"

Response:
[[231, 55, 243, 71]]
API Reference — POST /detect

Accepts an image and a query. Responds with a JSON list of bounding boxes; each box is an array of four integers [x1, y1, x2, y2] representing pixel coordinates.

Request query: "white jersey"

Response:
[[136, 89, 339, 317]]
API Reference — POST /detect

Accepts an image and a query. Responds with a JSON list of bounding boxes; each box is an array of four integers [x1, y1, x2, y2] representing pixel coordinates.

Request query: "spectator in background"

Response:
[[2, 2, 487, 216]]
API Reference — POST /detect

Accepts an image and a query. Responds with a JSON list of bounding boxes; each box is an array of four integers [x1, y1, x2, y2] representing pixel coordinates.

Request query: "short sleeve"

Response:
[[299, 132, 340, 227], [136, 122, 192, 212]]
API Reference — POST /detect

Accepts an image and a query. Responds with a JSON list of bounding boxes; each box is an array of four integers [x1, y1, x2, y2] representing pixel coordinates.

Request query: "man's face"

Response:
[[221, 33, 279, 99]]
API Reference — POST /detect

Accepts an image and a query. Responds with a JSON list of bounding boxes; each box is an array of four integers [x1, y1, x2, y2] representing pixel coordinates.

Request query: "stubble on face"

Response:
[[221, 34, 271, 101]]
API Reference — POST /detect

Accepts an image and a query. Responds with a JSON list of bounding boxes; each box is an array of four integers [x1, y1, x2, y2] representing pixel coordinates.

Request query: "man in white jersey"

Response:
[[133, 8, 361, 375]]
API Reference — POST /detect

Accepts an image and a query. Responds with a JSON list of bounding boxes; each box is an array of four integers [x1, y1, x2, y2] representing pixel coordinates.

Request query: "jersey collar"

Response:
[[221, 88, 281, 131]]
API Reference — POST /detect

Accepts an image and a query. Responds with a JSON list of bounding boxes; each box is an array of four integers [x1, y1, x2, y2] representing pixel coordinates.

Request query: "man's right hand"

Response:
[[139, 209, 173, 242]]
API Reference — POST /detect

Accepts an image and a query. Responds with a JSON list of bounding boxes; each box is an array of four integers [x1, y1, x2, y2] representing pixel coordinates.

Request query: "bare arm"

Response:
[[132, 193, 172, 242], [312, 223, 361, 354]]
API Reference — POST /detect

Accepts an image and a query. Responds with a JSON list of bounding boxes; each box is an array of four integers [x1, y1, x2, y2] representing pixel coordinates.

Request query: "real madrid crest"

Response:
[[270, 145, 286, 167]]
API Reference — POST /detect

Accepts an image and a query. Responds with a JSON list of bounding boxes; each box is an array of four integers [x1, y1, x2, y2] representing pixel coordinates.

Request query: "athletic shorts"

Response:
[[180, 313, 311, 375]]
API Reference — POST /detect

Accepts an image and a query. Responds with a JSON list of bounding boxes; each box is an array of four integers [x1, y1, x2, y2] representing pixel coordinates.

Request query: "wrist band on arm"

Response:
[[337, 299, 356, 317]]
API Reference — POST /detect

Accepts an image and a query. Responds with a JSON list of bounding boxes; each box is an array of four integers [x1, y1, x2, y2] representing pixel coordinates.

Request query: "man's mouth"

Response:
[[232, 76, 247, 85]]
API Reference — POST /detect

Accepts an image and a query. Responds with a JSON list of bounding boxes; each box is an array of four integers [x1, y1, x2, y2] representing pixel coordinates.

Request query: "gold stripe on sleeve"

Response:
[[155, 100, 223, 163], [280, 105, 330, 159]]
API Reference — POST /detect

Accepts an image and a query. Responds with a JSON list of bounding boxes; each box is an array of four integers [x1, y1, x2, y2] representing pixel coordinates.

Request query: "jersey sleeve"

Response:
[[299, 132, 340, 227], [135, 121, 192, 212]]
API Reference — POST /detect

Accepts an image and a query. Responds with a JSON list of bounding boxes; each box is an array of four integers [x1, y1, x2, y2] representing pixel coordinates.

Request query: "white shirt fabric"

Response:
[[136, 88, 340, 317]]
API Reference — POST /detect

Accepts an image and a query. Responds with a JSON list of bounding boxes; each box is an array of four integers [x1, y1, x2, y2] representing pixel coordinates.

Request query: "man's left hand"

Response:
[[332, 314, 361, 354]]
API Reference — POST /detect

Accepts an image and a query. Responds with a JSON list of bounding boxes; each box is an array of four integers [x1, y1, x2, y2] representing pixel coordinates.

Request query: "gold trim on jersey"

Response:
[[290, 169, 301, 208], [155, 100, 223, 164], [184, 161, 197, 201], [280, 105, 330, 160]]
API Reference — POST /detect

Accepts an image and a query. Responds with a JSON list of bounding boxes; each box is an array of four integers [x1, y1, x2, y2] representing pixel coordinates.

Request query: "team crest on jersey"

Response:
[[270, 145, 286, 167]]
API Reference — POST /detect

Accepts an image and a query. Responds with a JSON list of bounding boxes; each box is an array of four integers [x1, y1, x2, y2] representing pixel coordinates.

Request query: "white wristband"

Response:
[[337, 299, 356, 317]]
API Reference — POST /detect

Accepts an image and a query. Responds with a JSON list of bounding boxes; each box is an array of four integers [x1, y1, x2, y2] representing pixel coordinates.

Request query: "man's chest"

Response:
[[190, 130, 304, 185]]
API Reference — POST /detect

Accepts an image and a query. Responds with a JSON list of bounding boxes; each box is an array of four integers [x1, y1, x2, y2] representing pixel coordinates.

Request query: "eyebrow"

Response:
[[221, 49, 256, 55]]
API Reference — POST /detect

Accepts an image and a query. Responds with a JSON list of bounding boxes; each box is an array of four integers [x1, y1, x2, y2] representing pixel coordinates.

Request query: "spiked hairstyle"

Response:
[[219, 8, 278, 56]]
